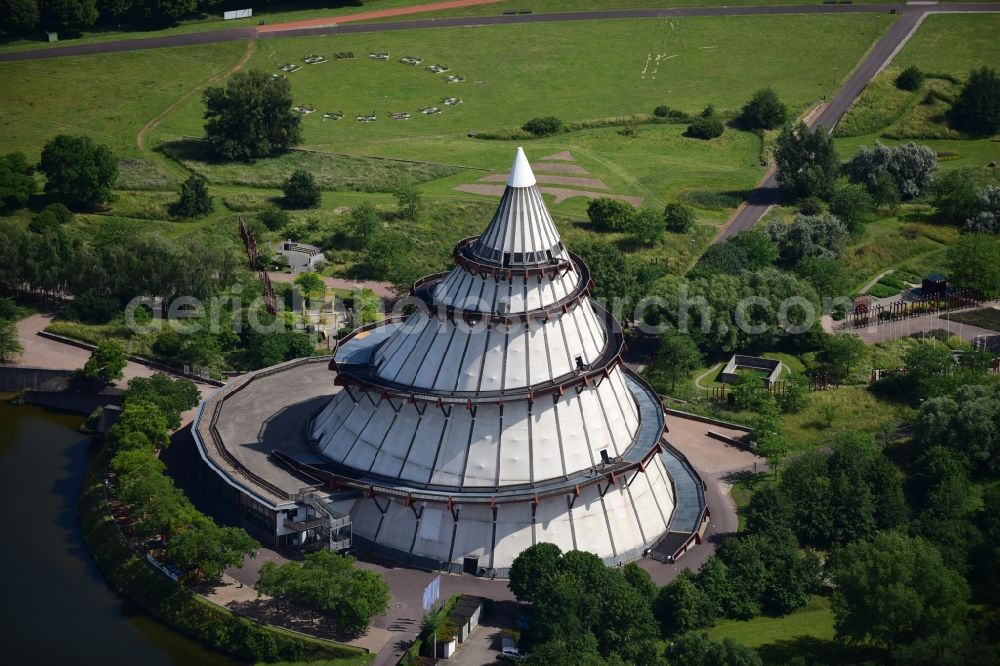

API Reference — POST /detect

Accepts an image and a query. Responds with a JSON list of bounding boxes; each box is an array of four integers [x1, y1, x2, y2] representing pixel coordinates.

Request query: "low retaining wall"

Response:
[[0, 365, 73, 391], [665, 408, 752, 433], [36, 331, 225, 387]]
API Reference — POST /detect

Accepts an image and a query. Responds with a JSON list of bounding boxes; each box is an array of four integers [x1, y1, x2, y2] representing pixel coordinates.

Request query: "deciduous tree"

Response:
[[0, 151, 35, 211], [774, 123, 839, 200], [948, 66, 1000, 137], [203, 71, 302, 160], [738, 88, 787, 130], [82, 339, 127, 382], [39, 134, 118, 210], [282, 169, 320, 209]]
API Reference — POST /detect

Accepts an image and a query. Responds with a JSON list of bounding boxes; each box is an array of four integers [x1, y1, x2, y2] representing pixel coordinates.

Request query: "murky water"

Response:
[[0, 401, 242, 665]]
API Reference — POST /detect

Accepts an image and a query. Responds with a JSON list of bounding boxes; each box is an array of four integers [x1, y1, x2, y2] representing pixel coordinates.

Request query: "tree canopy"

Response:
[[39, 134, 118, 210], [122, 373, 200, 430], [82, 339, 127, 382], [832, 531, 969, 650], [203, 70, 302, 160], [171, 174, 212, 218], [774, 123, 839, 200], [738, 88, 788, 130], [948, 66, 1000, 137], [283, 169, 321, 209], [843, 141, 937, 201], [0, 151, 35, 211], [256, 550, 390, 634], [587, 197, 636, 232]]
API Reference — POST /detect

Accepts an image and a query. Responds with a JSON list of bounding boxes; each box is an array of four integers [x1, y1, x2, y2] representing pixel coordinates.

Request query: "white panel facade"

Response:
[[308, 148, 677, 570]]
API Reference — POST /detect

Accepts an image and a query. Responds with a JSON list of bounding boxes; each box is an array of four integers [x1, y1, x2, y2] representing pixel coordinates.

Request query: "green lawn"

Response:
[[706, 595, 884, 665], [892, 13, 1000, 76], [0, 42, 248, 159]]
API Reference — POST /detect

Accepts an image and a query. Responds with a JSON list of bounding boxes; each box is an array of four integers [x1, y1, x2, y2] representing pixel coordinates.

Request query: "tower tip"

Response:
[[507, 147, 536, 188]]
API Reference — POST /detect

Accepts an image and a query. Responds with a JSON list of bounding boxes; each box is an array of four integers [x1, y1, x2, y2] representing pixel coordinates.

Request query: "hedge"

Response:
[[79, 444, 371, 665]]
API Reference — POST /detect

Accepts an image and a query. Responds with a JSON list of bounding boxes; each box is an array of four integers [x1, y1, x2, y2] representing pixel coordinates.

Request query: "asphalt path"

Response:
[[715, 3, 1000, 242], [0, 3, 955, 62]]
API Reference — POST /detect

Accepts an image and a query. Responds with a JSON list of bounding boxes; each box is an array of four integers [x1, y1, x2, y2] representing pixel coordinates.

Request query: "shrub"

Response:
[[521, 116, 563, 136], [685, 115, 724, 140], [171, 174, 213, 219], [64, 292, 119, 325], [828, 184, 875, 233], [258, 207, 289, 231], [797, 196, 824, 216], [587, 197, 636, 232], [652, 105, 690, 122], [663, 202, 695, 233], [896, 66, 925, 91], [282, 169, 321, 209], [739, 88, 788, 130]]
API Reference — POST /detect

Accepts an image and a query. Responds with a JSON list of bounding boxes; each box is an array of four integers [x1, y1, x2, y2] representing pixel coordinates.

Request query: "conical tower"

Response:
[[307, 149, 677, 573]]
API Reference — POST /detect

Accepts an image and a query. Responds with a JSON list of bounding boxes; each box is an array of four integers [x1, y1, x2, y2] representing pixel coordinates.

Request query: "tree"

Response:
[[666, 632, 762, 666], [828, 184, 874, 233], [171, 174, 212, 218], [0, 0, 40, 33], [283, 169, 321, 209], [82, 339, 127, 382], [0, 319, 23, 362], [395, 185, 422, 220], [294, 271, 325, 300], [654, 572, 715, 637], [108, 399, 170, 449], [508, 542, 563, 604], [587, 198, 636, 232], [40, 0, 98, 30], [123, 373, 200, 430], [257, 550, 390, 634], [766, 214, 848, 263], [776, 372, 808, 413], [628, 207, 662, 245], [751, 399, 787, 471], [794, 256, 852, 299], [656, 330, 702, 391], [166, 524, 259, 580], [38, 134, 117, 210], [933, 170, 981, 226], [203, 70, 302, 160], [573, 239, 655, 319], [522, 116, 563, 136], [259, 207, 289, 232], [843, 141, 937, 200], [685, 115, 724, 139], [0, 151, 35, 211], [967, 185, 1000, 234], [663, 202, 695, 233], [832, 532, 969, 650], [346, 201, 381, 249], [774, 123, 839, 199], [738, 88, 787, 130], [816, 332, 865, 382], [896, 66, 924, 91], [948, 66, 1000, 137], [622, 562, 657, 603], [690, 230, 777, 278], [948, 233, 1000, 297]]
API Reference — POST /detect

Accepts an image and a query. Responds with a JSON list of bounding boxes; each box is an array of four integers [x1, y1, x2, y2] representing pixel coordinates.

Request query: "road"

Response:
[[714, 3, 998, 242], [5, 3, 994, 62]]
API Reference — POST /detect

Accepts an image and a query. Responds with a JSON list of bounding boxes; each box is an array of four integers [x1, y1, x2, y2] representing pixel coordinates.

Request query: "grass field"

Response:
[[0, 42, 247, 159], [892, 13, 1000, 76], [706, 595, 884, 665], [155, 15, 890, 150]]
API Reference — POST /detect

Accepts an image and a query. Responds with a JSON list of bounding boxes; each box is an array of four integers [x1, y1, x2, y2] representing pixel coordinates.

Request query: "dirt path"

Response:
[[136, 38, 257, 153], [257, 0, 506, 33], [858, 268, 895, 296]]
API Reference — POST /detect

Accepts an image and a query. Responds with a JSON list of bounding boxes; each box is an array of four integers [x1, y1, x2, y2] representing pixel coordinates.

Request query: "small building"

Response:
[[718, 354, 782, 388], [922, 273, 947, 297], [276, 241, 325, 273]]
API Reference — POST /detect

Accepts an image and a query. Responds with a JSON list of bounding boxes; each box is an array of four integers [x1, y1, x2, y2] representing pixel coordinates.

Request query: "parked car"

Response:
[[498, 647, 527, 663]]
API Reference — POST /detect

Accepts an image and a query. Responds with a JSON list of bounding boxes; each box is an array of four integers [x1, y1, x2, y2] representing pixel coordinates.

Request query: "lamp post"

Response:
[[876, 14, 880, 37], [833, 67, 838, 88]]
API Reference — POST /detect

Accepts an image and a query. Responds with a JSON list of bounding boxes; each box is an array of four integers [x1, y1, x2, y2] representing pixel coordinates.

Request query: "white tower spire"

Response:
[[507, 146, 536, 188]]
